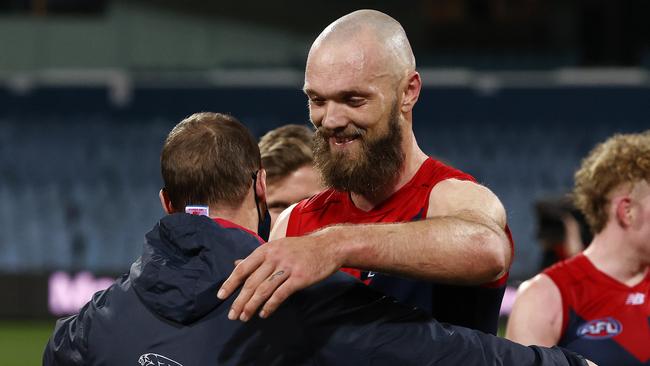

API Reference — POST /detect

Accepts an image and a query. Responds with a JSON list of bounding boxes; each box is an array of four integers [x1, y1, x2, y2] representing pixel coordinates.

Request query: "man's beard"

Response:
[[313, 104, 405, 200]]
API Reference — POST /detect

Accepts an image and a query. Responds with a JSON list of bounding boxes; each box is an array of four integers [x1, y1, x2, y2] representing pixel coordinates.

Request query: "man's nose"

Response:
[[321, 102, 349, 130]]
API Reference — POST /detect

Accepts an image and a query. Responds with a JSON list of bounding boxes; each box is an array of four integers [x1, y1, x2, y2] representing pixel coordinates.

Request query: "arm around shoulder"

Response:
[[311, 179, 512, 284], [505, 273, 563, 347]]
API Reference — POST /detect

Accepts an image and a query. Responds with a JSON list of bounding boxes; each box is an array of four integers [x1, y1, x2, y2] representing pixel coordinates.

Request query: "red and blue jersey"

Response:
[[287, 157, 512, 334], [545, 254, 650, 365]]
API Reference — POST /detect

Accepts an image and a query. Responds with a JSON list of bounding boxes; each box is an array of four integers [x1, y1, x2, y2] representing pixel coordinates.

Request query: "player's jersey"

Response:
[[287, 157, 512, 334], [545, 254, 650, 365]]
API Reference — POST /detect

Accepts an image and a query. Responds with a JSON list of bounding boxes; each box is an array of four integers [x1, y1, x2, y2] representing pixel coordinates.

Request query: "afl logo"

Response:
[[577, 317, 623, 339]]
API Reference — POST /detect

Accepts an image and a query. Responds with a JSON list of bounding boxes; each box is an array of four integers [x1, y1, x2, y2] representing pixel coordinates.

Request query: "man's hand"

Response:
[[217, 233, 343, 321]]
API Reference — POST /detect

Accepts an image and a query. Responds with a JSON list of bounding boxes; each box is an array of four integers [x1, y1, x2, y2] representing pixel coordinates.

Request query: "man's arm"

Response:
[[340, 179, 510, 283], [43, 302, 94, 365], [218, 179, 511, 321], [294, 273, 590, 366], [505, 274, 563, 346]]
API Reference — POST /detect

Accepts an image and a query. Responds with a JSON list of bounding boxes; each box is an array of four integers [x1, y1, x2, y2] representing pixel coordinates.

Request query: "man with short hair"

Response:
[[43, 112, 592, 366], [506, 131, 650, 366], [259, 124, 322, 227], [218, 9, 513, 335]]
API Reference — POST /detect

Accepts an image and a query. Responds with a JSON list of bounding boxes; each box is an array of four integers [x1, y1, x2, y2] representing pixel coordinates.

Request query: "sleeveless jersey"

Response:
[[545, 254, 650, 365], [287, 157, 512, 334]]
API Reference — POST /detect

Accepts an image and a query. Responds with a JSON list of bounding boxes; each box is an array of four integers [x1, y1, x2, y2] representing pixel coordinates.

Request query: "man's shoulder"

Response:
[[285, 189, 346, 237], [294, 188, 345, 214], [543, 254, 590, 287], [517, 273, 562, 302], [295, 271, 428, 326], [423, 157, 476, 185], [44, 276, 129, 365], [411, 158, 479, 210]]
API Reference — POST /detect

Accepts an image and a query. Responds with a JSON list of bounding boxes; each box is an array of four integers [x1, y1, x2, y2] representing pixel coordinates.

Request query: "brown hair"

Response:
[[259, 124, 314, 184], [573, 130, 650, 234], [161, 112, 260, 209]]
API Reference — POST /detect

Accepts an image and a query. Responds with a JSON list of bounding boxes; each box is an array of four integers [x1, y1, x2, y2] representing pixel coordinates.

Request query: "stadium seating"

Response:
[[0, 86, 647, 280]]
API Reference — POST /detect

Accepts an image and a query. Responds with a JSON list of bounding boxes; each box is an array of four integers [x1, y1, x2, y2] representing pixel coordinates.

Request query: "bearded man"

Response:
[[218, 9, 513, 335]]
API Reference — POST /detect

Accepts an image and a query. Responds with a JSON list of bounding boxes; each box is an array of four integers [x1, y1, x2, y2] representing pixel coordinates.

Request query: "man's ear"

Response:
[[400, 71, 421, 114], [159, 189, 175, 214], [615, 197, 632, 229], [255, 169, 267, 202]]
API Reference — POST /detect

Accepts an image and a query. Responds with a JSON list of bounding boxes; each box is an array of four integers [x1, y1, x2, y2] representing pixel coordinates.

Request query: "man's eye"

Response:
[[347, 98, 366, 107], [309, 98, 325, 106]]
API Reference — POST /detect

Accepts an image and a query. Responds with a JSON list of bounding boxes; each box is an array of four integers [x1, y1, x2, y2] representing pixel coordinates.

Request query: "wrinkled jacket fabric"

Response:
[[44, 213, 584, 366]]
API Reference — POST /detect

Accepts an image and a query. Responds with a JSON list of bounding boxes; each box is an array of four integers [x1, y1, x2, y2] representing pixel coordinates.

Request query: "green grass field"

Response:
[[0, 321, 55, 366]]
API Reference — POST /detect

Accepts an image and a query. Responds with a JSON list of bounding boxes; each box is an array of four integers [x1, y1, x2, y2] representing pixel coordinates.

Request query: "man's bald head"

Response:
[[304, 10, 422, 199], [308, 10, 416, 81]]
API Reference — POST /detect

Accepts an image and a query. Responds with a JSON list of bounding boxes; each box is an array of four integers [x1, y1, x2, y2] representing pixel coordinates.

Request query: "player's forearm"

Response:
[[322, 216, 510, 284]]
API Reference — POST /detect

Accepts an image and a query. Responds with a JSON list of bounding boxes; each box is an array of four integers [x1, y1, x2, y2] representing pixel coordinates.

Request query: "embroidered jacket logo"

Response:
[[138, 353, 183, 366], [577, 318, 623, 339]]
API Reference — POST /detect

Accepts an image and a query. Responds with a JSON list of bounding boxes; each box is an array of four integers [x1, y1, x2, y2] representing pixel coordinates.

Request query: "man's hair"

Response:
[[161, 112, 261, 209], [259, 124, 314, 184], [573, 130, 650, 234]]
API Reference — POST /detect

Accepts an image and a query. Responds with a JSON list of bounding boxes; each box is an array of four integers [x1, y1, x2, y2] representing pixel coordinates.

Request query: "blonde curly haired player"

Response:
[[507, 131, 650, 366]]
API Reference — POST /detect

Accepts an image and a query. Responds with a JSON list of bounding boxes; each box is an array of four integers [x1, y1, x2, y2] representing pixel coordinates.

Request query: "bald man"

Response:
[[218, 10, 513, 335]]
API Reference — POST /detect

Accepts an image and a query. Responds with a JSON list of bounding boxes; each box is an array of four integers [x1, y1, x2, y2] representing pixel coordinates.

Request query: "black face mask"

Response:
[[252, 171, 271, 241]]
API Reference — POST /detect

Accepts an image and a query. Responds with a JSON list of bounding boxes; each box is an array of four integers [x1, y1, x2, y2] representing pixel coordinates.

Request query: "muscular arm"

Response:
[[273, 179, 509, 283], [219, 179, 511, 320], [328, 179, 510, 283], [505, 274, 563, 346]]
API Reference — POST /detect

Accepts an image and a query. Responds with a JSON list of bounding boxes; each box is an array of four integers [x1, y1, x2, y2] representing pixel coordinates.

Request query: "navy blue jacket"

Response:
[[44, 213, 586, 365]]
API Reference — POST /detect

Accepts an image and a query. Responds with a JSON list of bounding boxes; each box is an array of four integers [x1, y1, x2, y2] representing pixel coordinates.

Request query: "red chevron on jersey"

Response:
[[545, 254, 650, 365]]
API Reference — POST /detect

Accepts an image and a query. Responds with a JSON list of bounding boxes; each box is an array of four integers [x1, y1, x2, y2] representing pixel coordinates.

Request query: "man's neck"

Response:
[[351, 133, 428, 211], [207, 202, 258, 234], [584, 228, 648, 287]]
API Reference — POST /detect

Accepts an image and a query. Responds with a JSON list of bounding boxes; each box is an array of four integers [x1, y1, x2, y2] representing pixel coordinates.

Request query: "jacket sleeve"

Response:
[[428, 322, 587, 366], [291, 272, 586, 366], [42, 289, 106, 366]]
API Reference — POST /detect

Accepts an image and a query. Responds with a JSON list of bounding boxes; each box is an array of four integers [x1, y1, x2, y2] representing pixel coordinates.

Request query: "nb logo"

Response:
[[626, 292, 645, 305], [359, 271, 376, 282], [577, 318, 622, 339], [138, 353, 183, 366]]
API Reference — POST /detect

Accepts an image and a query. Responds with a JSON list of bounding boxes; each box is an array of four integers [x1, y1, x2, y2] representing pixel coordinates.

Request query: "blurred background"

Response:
[[1, 1, 649, 363]]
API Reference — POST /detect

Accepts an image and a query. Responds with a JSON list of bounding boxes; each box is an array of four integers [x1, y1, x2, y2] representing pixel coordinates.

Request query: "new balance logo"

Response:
[[626, 293, 645, 305]]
